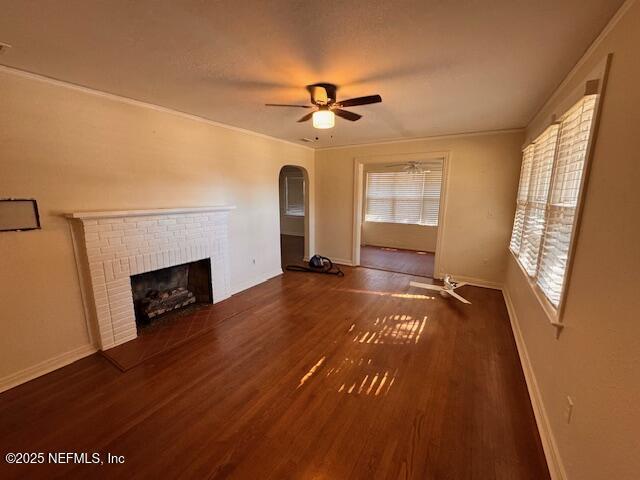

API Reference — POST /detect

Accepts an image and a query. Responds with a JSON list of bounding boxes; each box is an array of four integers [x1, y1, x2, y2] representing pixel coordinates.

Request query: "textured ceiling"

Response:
[[0, 0, 624, 148]]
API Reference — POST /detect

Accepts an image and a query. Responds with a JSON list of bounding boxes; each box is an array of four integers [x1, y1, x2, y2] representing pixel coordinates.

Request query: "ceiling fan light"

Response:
[[312, 110, 335, 129]]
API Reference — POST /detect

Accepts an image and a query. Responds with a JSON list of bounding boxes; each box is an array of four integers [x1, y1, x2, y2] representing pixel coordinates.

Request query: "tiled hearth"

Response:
[[68, 207, 234, 350]]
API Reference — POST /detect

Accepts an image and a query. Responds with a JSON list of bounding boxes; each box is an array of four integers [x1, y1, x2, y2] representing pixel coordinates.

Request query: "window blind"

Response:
[[365, 167, 442, 226], [518, 124, 560, 276], [536, 95, 597, 306], [285, 175, 305, 216], [509, 94, 598, 311], [510, 144, 534, 254]]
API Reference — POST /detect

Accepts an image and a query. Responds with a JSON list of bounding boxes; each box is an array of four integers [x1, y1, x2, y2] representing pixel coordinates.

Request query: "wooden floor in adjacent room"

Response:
[[0, 267, 549, 480], [281, 233, 305, 268], [360, 245, 436, 278]]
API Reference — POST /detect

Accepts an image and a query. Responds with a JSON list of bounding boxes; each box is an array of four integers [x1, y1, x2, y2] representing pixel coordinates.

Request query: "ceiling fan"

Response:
[[385, 161, 432, 174], [409, 276, 471, 304], [265, 83, 382, 129]]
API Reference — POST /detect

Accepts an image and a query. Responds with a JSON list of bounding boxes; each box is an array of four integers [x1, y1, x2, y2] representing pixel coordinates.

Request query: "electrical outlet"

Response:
[[565, 396, 574, 424]]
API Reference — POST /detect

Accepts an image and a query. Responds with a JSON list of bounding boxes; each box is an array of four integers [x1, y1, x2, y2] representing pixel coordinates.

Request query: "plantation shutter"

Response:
[[365, 166, 442, 226], [508, 92, 598, 314], [536, 95, 597, 306], [518, 124, 560, 276], [510, 144, 535, 254]]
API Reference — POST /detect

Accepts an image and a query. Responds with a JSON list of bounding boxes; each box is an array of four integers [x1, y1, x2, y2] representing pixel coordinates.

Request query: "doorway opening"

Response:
[[279, 165, 309, 269], [352, 154, 448, 279]]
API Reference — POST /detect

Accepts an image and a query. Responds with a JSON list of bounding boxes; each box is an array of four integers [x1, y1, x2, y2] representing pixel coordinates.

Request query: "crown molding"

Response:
[[527, 0, 636, 127], [0, 64, 314, 152], [315, 128, 525, 151]]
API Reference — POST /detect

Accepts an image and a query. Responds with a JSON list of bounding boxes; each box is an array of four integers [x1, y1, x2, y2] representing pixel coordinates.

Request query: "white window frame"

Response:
[[509, 78, 604, 326]]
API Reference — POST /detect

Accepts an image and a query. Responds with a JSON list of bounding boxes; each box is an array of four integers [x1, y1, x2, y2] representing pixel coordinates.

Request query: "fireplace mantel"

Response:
[[68, 206, 234, 350], [67, 206, 235, 220]]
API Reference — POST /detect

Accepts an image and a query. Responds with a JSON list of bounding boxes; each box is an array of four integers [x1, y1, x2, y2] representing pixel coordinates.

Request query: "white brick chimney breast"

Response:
[[67, 207, 234, 350]]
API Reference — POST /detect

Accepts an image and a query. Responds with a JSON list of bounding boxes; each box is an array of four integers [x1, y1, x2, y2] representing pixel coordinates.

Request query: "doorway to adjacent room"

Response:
[[353, 153, 447, 279], [279, 165, 309, 269]]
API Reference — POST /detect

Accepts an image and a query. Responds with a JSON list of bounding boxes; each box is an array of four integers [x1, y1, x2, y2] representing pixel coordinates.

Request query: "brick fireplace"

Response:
[[68, 207, 234, 350]]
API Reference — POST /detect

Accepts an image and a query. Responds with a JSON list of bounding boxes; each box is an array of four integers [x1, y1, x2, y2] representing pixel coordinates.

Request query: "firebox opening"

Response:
[[130, 258, 212, 329]]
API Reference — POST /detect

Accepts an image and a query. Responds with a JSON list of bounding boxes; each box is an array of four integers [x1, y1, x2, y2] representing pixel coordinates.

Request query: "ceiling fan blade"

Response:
[[409, 281, 443, 292], [297, 112, 314, 123], [447, 290, 472, 305], [265, 103, 312, 108], [336, 94, 382, 108], [333, 109, 362, 121], [384, 163, 409, 167]]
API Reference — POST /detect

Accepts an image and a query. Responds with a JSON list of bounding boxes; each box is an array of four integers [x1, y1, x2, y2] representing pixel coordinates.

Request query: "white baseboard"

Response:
[[330, 258, 354, 267], [230, 269, 283, 296], [434, 273, 503, 290], [0, 343, 97, 394], [363, 242, 436, 254], [502, 288, 566, 480]]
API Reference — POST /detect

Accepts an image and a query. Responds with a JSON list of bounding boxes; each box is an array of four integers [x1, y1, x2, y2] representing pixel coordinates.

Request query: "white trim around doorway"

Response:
[[351, 151, 450, 279]]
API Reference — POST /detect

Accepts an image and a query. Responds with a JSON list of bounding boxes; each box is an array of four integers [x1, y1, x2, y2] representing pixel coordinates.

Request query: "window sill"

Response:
[[284, 213, 304, 218], [509, 250, 565, 335]]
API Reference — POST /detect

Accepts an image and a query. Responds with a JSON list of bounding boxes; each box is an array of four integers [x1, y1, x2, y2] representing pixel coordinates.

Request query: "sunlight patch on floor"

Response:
[[297, 356, 326, 389], [338, 288, 435, 300], [297, 355, 399, 397], [330, 357, 398, 397], [335, 366, 398, 397], [296, 313, 429, 396], [352, 315, 428, 345]]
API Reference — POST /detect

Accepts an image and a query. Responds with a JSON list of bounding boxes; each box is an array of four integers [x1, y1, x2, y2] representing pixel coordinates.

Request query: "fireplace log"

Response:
[[136, 287, 196, 324]]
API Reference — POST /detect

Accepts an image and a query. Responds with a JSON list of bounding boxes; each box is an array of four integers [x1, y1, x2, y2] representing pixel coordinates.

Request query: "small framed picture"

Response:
[[0, 199, 41, 232]]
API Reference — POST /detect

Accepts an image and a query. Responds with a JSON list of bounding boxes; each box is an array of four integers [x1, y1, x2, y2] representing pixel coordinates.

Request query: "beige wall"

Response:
[[362, 222, 437, 252], [504, 3, 640, 479], [0, 69, 314, 384], [315, 131, 524, 284]]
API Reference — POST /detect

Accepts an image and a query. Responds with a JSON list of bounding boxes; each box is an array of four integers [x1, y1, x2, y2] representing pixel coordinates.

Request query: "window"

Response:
[[285, 175, 305, 216], [517, 124, 560, 276], [365, 165, 442, 226], [509, 94, 598, 310]]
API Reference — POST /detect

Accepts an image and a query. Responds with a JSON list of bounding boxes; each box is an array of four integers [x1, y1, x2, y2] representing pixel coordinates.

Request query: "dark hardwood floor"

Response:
[[0, 267, 549, 479], [361, 245, 435, 278]]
